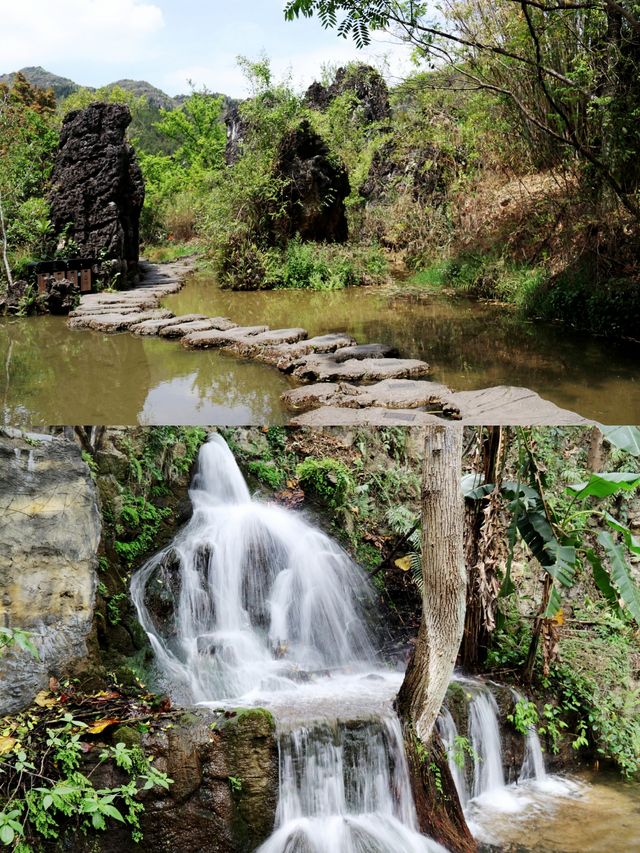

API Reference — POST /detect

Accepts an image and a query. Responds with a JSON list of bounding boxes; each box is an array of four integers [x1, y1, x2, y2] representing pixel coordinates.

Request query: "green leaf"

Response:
[[597, 531, 640, 625], [585, 548, 620, 611], [0, 825, 14, 845], [101, 804, 125, 822], [543, 584, 563, 618], [601, 426, 640, 457], [567, 472, 640, 500], [603, 513, 640, 556], [543, 542, 577, 587]]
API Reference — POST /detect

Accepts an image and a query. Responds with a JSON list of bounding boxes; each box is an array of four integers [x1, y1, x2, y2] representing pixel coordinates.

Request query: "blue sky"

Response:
[[0, 0, 412, 96]]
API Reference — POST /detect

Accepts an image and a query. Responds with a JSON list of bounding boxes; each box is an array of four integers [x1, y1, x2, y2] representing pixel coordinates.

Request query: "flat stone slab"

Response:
[[70, 302, 158, 317], [282, 379, 454, 413], [160, 318, 237, 338], [291, 355, 431, 383], [448, 386, 589, 425], [68, 308, 174, 332], [332, 343, 398, 363], [221, 328, 309, 359], [130, 314, 209, 336], [284, 333, 357, 358], [182, 325, 270, 349]]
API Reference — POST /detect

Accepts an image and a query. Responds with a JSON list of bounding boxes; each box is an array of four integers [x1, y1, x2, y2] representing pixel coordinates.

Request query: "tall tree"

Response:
[[398, 425, 466, 741]]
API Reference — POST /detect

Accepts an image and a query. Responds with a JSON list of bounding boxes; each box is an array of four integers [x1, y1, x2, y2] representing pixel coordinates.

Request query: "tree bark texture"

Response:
[[398, 425, 466, 742]]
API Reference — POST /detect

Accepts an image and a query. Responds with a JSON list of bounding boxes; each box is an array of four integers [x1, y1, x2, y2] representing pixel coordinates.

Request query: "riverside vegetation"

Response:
[[1, 0, 640, 338]]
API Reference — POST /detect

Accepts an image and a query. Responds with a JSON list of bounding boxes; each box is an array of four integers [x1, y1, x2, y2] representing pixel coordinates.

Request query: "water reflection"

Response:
[[1, 273, 638, 425], [0, 315, 290, 426], [167, 276, 640, 424]]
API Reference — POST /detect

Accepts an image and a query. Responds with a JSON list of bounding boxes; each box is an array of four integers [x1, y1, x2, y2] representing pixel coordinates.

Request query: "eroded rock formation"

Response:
[[49, 103, 145, 283], [304, 64, 391, 123], [274, 120, 350, 242], [0, 430, 101, 714]]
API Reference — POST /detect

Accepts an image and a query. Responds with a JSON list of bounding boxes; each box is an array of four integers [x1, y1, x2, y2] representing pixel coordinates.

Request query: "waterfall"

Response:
[[131, 433, 444, 853], [436, 708, 470, 810], [261, 716, 446, 853], [131, 433, 376, 705], [512, 690, 548, 783]]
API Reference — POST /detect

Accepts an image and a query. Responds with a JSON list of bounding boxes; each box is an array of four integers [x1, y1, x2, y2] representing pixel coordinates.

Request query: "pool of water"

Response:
[[1, 272, 638, 425], [472, 771, 640, 852]]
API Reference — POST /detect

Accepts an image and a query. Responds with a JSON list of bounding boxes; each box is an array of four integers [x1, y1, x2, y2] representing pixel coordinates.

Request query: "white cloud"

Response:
[[163, 38, 415, 99], [0, 0, 165, 67]]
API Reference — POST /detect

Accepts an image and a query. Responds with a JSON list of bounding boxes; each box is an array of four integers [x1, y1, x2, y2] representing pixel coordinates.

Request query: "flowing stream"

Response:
[[131, 433, 445, 852]]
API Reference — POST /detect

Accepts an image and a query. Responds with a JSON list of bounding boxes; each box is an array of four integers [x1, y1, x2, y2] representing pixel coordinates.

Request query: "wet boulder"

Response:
[[49, 102, 145, 284], [273, 120, 350, 243]]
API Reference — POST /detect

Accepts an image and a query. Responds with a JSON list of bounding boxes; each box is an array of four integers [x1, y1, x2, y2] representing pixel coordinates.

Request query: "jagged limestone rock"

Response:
[[49, 102, 145, 282]]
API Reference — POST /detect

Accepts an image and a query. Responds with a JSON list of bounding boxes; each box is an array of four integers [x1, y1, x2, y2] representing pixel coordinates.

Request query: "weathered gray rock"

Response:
[[74, 708, 278, 853], [130, 314, 209, 336], [332, 343, 399, 363], [273, 120, 350, 243], [291, 354, 431, 383], [161, 318, 238, 338], [220, 328, 309, 359], [304, 64, 391, 124], [68, 308, 174, 332], [0, 431, 101, 714], [182, 325, 270, 349], [282, 378, 454, 413], [49, 103, 145, 282], [448, 386, 588, 425]]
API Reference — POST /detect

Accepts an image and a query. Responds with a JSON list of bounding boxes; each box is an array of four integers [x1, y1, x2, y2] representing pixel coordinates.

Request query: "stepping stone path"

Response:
[[67, 259, 590, 425]]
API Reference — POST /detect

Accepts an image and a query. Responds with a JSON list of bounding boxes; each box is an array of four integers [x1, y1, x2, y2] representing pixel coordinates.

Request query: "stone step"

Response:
[[281, 378, 454, 413], [182, 325, 270, 348], [130, 314, 209, 336], [332, 343, 398, 363], [68, 309, 174, 333], [159, 318, 237, 338], [291, 355, 431, 383]]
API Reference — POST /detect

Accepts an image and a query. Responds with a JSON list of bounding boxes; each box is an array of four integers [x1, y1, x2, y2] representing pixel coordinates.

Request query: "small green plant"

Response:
[[0, 627, 39, 659], [106, 593, 129, 627], [228, 775, 242, 794], [247, 460, 285, 490], [508, 699, 539, 735], [295, 457, 355, 509]]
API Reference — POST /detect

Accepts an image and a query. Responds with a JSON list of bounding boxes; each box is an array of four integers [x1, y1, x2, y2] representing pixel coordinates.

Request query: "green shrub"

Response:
[[247, 461, 285, 490], [296, 457, 355, 509]]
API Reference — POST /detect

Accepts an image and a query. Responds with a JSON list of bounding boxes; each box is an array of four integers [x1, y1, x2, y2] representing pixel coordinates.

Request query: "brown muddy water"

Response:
[[1, 272, 638, 425], [476, 771, 640, 853]]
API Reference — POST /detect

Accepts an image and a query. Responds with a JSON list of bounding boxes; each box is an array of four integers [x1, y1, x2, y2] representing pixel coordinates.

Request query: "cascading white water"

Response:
[[131, 433, 445, 853], [131, 433, 375, 704], [512, 690, 548, 783], [436, 708, 470, 810], [261, 715, 446, 853], [439, 677, 583, 845], [468, 685, 506, 798]]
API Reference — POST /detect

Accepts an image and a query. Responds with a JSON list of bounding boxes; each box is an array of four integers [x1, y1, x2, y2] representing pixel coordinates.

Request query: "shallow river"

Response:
[[1, 272, 638, 425]]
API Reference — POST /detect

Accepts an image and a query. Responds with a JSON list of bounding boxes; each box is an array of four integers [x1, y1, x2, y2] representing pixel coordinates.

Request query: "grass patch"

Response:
[[143, 241, 202, 264]]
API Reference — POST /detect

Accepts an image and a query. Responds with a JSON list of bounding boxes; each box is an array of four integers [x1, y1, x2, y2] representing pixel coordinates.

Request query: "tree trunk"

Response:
[[460, 427, 504, 670], [397, 425, 474, 851], [398, 425, 466, 741]]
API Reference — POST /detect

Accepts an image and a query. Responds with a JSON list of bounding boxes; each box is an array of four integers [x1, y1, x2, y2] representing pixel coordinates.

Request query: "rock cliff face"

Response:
[[0, 431, 101, 714], [274, 120, 350, 243], [49, 103, 145, 283]]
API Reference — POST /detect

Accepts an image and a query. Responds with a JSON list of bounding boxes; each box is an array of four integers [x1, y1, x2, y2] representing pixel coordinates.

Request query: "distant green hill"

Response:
[[0, 66, 80, 99]]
